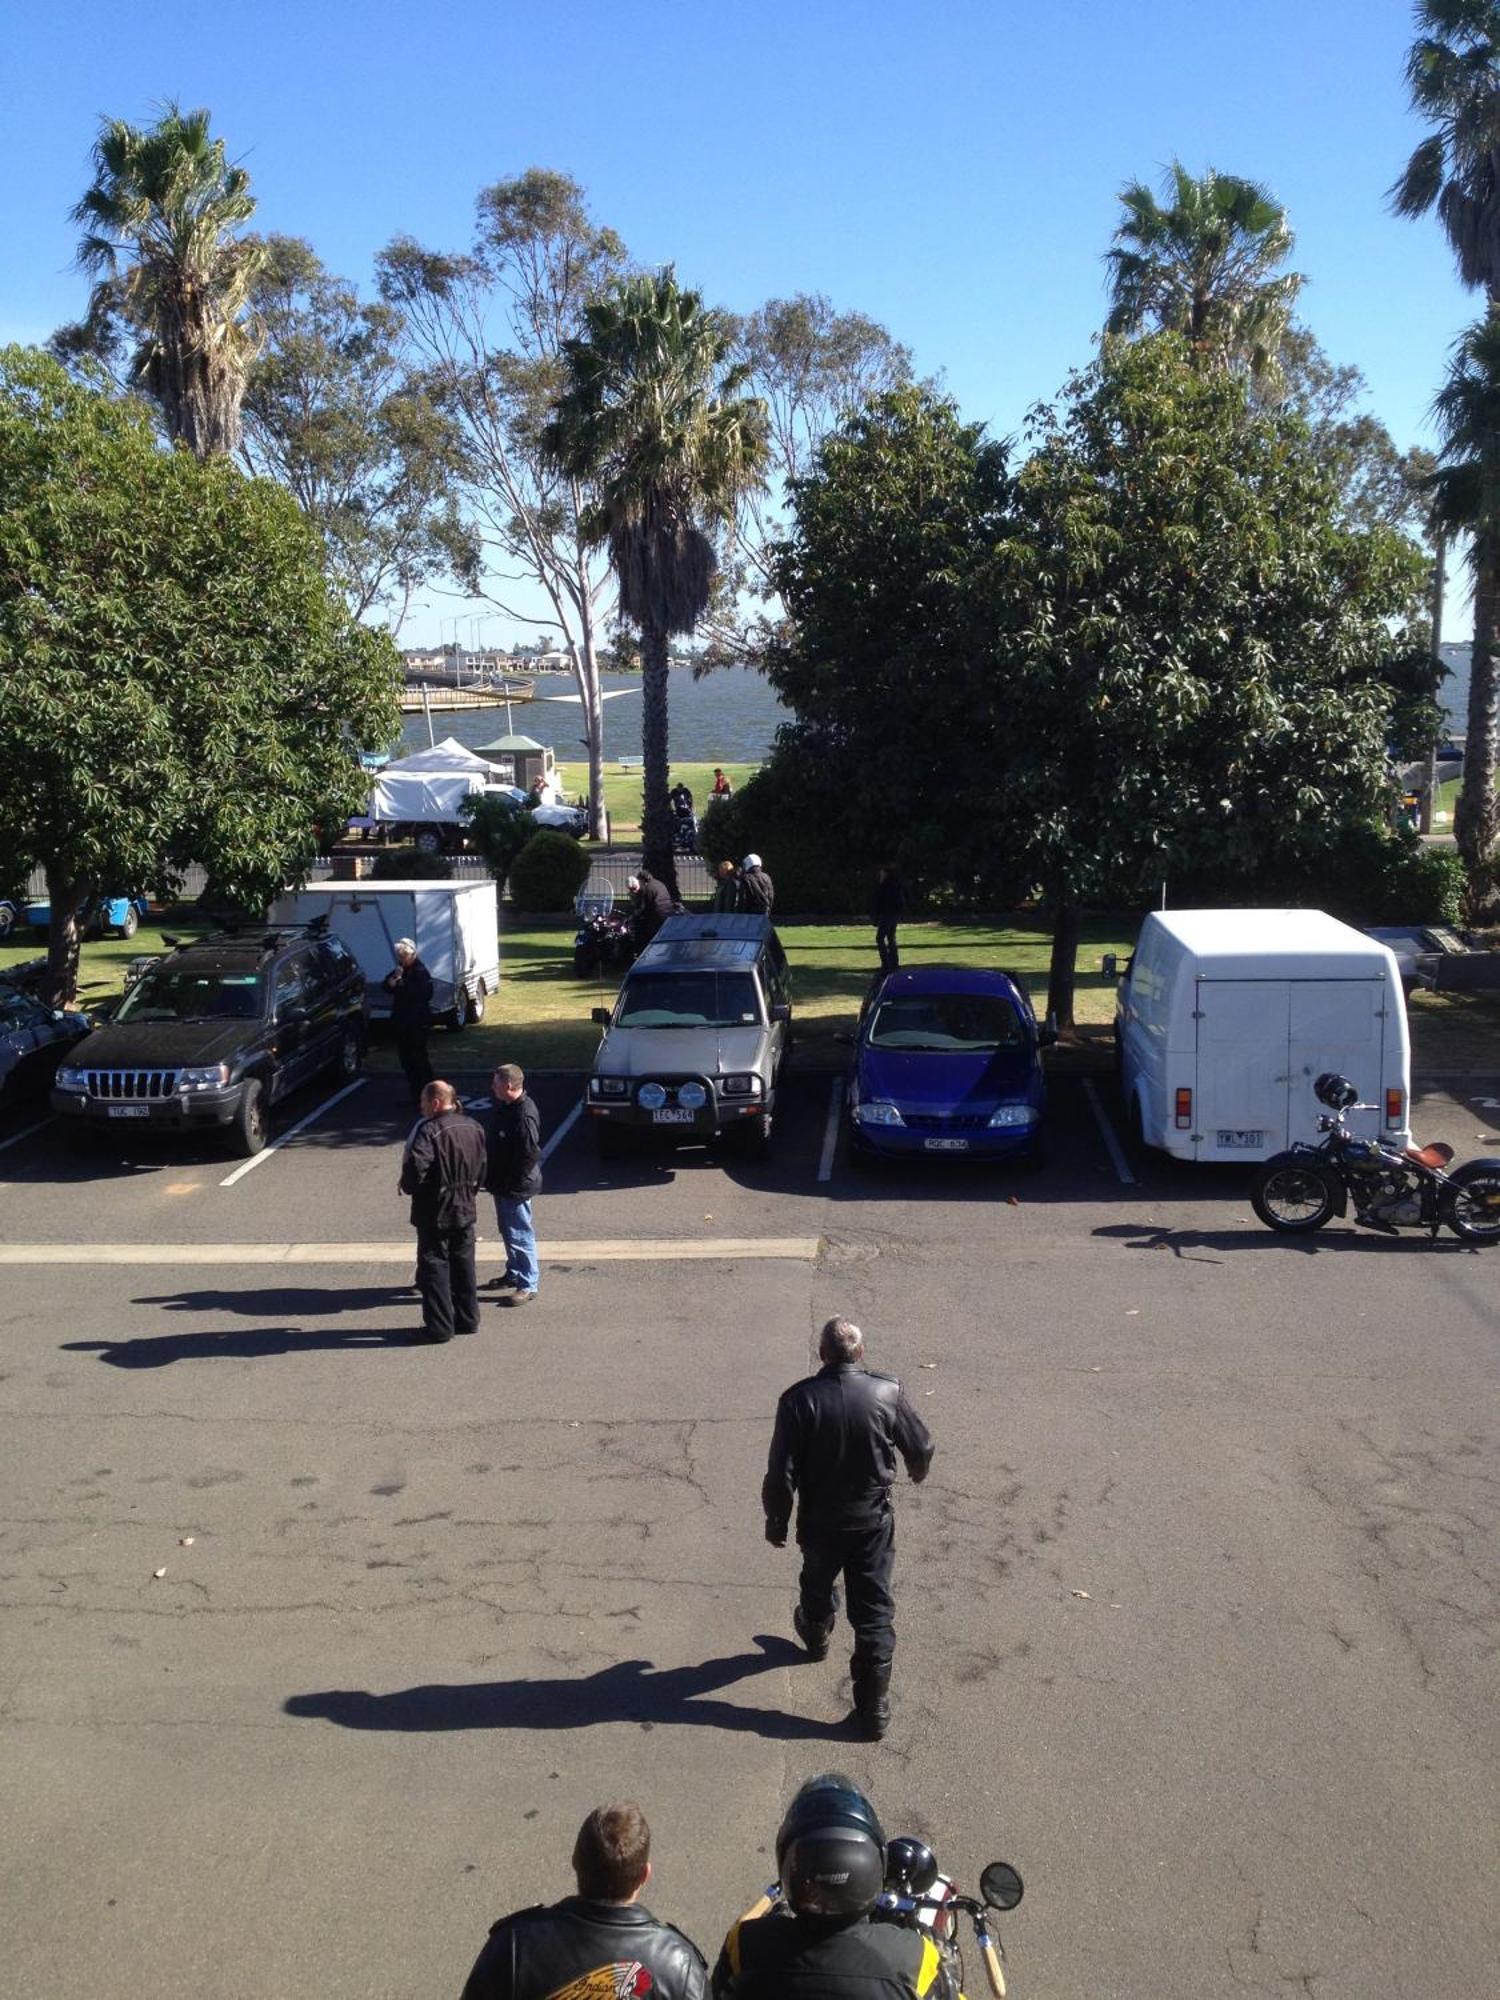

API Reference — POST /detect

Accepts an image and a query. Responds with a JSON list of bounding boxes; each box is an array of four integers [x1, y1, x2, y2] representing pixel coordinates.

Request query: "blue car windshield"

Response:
[[868, 993, 1024, 1052], [616, 972, 761, 1029], [116, 970, 265, 1023]]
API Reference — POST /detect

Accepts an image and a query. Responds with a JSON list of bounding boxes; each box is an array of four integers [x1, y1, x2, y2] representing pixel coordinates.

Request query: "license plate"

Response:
[[107, 1105, 151, 1120], [653, 1108, 695, 1124], [1216, 1129, 1264, 1149], [923, 1136, 969, 1152]]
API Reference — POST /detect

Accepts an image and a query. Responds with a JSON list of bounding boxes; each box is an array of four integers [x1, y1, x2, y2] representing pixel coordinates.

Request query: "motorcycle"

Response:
[[1250, 1071, 1500, 1243], [740, 1841, 1024, 1998], [572, 904, 636, 981], [671, 807, 700, 855]]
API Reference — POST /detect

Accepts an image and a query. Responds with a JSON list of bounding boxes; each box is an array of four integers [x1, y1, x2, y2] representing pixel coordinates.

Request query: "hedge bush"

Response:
[[368, 847, 454, 880], [506, 828, 592, 912]]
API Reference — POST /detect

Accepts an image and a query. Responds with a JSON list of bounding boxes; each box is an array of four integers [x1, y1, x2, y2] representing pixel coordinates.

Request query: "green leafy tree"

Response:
[[543, 270, 769, 889], [239, 236, 473, 630], [63, 103, 262, 459], [0, 348, 400, 1006], [1392, 1, 1500, 899], [1105, 162, 1303, 392]]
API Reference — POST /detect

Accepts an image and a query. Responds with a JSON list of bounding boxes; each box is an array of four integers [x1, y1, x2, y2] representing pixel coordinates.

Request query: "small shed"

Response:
[[474, 732, 554, 794]]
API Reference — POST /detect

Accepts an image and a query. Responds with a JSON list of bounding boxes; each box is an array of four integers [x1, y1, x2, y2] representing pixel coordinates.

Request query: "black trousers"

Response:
[[415, 1219, 478, 1339], [875, 919, 900, 971], [395, 1025, 433, 1101], [797, 1511, 896, 1675]]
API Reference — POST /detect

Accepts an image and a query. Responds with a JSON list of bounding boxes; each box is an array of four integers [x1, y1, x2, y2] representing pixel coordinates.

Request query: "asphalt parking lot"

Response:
[[2, 1059, 1499, 1998]]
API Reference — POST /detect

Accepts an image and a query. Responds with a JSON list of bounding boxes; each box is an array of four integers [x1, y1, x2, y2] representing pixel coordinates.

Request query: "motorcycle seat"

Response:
[[1404, 1142, 1454, 1169]]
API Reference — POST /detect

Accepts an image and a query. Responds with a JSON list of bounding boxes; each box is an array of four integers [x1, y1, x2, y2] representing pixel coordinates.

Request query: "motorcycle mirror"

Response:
[[590, 1007, 612, 1026], [980, 1862, 1024, 1912]]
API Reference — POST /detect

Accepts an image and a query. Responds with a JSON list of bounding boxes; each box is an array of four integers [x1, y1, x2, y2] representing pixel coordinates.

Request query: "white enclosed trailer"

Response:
[[1115, 908, 1411, 1162], [269, 880, 500, 1028]]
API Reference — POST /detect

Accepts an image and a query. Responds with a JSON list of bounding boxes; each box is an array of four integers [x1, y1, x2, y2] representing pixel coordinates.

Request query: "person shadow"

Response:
[[61, 1327, 413, 1368], [285, 1634, 853, 1742]]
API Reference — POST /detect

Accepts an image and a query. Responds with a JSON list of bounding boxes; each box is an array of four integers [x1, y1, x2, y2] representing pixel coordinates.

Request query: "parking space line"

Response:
[[218, 1079, 368, 1189], [1082, 1078, 1137, 1186], [541, 1097, 584, 1163], [817, 1079, 844, 1183], [0, 1116, 53, 1159], [0, 1236, 821, 1266]]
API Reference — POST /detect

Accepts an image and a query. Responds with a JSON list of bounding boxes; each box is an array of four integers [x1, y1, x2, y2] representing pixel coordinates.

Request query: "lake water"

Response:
[[400, 666, 788, 769]]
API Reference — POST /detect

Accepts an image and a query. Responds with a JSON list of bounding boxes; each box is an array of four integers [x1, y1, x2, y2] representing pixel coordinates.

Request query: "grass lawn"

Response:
[[0, 920, 210, 1005], [596, 760, 758, 838]]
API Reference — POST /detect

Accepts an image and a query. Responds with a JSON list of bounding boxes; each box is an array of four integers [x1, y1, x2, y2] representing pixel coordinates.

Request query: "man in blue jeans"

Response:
[[483, 1063, 542, 1306]]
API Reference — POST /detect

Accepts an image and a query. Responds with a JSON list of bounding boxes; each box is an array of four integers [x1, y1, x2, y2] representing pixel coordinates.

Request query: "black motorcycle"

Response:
[[572, 906, 635, 980], [671, 806, 699, 855], [1250, 1072, 1500, 1243]]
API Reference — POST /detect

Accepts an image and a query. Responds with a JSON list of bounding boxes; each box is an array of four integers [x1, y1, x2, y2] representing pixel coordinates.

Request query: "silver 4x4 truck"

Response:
[[587, 914, 792, 1159]]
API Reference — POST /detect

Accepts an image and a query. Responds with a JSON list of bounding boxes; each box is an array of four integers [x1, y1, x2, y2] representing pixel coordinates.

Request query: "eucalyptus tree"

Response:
[[67, 103, 262, 458], [239, 236, 472, 631], [377, 171, 627, 835], [1104, 162, 1303, 391], [544, 270, 769, 887], [1392, 0, 1500, 896]]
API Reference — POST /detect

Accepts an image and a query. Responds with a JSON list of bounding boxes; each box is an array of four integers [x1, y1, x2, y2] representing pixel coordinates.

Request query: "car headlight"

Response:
[[677, 1081, 707, 1110], [721, 1073, 762, 1096], [638, 1081, 667, 1110], [55, 1066, 86, 1091], [854, 1098, 905, 1127], [178, 1063, 231, 1091], [987, 1103, 1038, 1128], [590, 1075, 628, 1098]]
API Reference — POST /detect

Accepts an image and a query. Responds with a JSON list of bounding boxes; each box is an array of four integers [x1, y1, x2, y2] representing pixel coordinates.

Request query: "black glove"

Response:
[[765, 1519, 787, 1548]]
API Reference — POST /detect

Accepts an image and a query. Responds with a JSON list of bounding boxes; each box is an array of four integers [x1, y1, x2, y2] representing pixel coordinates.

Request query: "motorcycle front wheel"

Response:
[[1442, 1163, 1500, 1244], [1251, 1160, 1340, 1234]]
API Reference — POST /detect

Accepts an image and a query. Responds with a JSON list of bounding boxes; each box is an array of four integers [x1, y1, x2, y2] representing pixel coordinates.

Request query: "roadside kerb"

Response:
[[0, 1236, 822, 1265]]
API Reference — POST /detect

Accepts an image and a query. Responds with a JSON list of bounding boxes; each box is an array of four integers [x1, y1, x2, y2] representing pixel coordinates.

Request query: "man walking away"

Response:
[[386, 938, 434, 1105], [484, 1062, 542, 1306], [710, 858, 740, 913], [763, 1316, 934, 1739], [459, 1801, 708, 2000], [738, 854, 774, 916], [873, 862, 903, 972], [399, 1080, 488, 1343]]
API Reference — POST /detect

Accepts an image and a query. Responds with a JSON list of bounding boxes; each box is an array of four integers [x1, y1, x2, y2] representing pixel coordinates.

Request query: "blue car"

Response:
[[847, 966, 1053, 1164]]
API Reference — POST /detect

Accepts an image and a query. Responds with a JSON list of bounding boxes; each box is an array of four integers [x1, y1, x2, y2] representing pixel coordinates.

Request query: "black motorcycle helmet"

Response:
[[1314, 1073, 1359, 1111], [884, 1835, 939, 1896], [776, 1773, 887, 1920]]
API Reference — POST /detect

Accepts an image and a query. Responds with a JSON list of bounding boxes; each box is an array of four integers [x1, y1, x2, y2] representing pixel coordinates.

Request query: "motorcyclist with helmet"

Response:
[[711, 1774, 952, 1999]]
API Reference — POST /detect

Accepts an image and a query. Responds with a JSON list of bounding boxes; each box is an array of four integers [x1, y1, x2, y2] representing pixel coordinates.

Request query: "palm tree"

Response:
[[544, 270, 768, 887], [72, 103, 262, 458], [1104, 162, 1303, 391], [1393, 2, 1500, 899]]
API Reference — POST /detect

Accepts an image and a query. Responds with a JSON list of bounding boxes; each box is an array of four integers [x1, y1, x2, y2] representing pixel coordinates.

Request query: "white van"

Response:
[[1114, 909, 1411, 1162], [268, 880, 500, 1029]]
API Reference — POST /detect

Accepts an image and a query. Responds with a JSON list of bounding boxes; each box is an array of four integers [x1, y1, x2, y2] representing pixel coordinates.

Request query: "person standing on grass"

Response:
[[711, 858, 740, 913], [483, 1063, 542, 1306], [873, 862, 903, 972], [399, 1080, 487, 1343], [386, 938, 434, 1105], [737, 854, 774, 916]]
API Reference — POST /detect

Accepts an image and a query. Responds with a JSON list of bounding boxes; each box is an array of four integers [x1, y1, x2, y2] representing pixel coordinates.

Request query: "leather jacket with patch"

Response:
[[460, 1895, 709, 2000]]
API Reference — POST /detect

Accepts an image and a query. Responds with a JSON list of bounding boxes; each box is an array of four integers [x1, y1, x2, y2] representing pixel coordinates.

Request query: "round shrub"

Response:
[[506, 828, 592, 912]]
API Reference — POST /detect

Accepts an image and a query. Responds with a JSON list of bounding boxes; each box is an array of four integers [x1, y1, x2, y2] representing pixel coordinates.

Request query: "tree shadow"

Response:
[[285, 1634, 854, 1741], [62, 1325, 416, 1368]]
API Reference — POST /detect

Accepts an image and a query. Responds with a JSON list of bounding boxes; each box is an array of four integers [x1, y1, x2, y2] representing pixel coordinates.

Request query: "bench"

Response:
[[616, 757, 643, 771]]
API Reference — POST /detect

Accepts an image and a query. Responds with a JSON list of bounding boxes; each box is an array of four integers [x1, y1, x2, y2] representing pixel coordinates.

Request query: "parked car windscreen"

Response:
[[616, 971, 762, 1029], [868, 992, 1024, 1052], [115, 967, 266, 1023]]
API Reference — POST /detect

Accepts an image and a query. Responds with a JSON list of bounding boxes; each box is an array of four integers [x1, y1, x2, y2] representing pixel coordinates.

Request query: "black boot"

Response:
[[851, 1663, 892, 1740], [793, 1604, 834, 1661]]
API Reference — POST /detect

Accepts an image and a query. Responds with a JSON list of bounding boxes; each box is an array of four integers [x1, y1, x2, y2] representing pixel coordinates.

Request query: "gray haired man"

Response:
[[762, 1316, 934, 1738]]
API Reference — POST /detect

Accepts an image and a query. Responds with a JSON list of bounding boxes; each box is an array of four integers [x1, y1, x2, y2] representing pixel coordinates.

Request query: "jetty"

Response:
[[399, 678, 535, 715]]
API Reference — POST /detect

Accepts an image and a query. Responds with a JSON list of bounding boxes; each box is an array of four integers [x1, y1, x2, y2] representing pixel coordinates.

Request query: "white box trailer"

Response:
[[269, 880, 500, 1028], [1115, 909, 1411, 1162]]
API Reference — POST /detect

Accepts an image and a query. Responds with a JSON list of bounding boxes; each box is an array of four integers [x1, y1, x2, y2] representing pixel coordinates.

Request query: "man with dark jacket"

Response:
[[873, 862, 903, 972], [483, 1062, 542, 1306], [399, 1080, 488, 1343], [763, 1317, 934, 1739], [737, 854, 774, 916], [386, 938, 434, 1105], [629, 867, 675, 947], [460, 1801, 708, 2000]]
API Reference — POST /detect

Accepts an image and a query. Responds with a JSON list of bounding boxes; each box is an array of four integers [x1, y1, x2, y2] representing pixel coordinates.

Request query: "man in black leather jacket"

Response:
[[459, 1802, 708, 1999], [399, 1080, 488, 1344], [763, 1317, 934, 1738]]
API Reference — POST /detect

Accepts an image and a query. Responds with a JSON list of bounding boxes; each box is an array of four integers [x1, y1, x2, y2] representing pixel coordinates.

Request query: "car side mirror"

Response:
[[1101, 952, 1118, 978], [278, 1003, 308, 1026], [591, 1006, 612, 1026], [90, 997, 118, 1021], [770, 1002, 791, 1024]]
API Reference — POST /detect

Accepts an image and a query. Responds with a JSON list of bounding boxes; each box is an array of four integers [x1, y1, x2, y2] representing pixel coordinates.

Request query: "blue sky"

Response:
[[0, 0, 1475, 643]]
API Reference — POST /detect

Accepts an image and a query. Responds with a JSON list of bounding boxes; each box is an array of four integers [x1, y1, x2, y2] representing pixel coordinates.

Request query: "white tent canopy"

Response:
[[390, 737, 495, 774]]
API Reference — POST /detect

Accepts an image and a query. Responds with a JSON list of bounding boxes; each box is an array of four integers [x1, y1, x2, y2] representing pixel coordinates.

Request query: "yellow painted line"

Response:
[[0, 1237, 821, 1266]]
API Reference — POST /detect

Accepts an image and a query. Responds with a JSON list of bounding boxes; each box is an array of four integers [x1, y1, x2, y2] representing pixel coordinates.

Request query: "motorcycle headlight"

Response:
[[590, 1075, 628, 1098], [677, 1081, 707, 1110], [55, 1066, 86, 1092], [854, 1098, 905, 1128], [721, 1073, 761, 1096], [638, 1081, 667, 1110], [178, 1063, 231, 1090], [987, 1104, 1038, 1128]]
